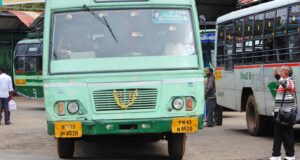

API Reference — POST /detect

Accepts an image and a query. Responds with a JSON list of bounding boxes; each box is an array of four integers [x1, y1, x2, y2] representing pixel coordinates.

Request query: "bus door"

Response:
[[222, 23, 238, 110]]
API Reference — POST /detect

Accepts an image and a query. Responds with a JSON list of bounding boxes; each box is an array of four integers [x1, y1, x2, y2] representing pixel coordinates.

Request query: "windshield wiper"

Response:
[[82, 4, 118, 43]]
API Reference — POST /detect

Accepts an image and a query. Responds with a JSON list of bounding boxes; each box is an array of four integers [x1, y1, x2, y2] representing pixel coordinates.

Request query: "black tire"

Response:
[[246, 95, 266, 136], [168, 133, 186, 160], [57, 138, 75, 159], [215, 105, 223, 126]]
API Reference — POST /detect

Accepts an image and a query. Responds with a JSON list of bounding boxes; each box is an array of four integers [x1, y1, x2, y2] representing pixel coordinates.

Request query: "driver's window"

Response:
[[26, 57, 37, 72]]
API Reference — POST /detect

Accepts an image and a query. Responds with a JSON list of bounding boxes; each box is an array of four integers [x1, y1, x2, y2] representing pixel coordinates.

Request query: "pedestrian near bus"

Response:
[[205, 68, 216, 127], [0, 67, 13, 125], [269, 66, 296, 160]]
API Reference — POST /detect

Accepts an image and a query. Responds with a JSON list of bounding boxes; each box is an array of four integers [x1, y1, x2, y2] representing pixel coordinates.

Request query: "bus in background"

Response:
[[44, 0, 204, 159], [215, 0, 300, 136], [14, 37, 43, 99], [201, 29, 216, 68]]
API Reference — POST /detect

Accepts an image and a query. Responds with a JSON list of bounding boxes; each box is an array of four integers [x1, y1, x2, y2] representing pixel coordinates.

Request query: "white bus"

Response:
[[215, 0, 300, 136]]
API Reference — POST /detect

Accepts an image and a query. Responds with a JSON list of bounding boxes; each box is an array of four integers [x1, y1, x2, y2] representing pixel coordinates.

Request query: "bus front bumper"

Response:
[[47, 115, 204, 136]]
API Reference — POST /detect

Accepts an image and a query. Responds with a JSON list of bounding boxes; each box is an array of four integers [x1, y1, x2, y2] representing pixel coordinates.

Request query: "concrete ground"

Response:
[[0, 96, 299, 160]]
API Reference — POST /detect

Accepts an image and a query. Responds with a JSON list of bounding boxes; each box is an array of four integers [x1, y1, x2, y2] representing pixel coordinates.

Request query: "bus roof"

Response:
[[217, 0, 300, 24], [17, 38, 42, 44], [46, 0, 196, 9], [200, 29, 215, 33]]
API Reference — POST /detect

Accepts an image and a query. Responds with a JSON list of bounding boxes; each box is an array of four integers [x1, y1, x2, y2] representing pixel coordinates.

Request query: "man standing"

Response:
[[205, 68, 216, 127], [0, 67, 13, 125]]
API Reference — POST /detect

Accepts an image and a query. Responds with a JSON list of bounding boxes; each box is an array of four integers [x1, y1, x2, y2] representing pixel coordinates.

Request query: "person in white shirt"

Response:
[[0, 67, 13, 125]]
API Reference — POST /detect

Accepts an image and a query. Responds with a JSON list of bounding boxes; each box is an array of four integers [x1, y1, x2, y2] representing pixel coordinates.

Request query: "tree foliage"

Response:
[[0, 3, 45, 11]]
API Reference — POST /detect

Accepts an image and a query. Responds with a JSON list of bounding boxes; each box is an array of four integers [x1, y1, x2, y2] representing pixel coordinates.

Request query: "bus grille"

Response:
[[93, 89, 157, 111]]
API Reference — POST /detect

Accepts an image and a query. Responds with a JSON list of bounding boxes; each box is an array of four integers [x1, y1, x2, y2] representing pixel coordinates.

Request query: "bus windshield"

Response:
[[52, 9, 196, 60], [14, 43, 43, 74]]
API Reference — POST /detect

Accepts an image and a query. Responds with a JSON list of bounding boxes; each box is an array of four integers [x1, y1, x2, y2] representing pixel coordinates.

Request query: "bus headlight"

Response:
[[67, 102, 79, 114], [172, 98, 184, 110]]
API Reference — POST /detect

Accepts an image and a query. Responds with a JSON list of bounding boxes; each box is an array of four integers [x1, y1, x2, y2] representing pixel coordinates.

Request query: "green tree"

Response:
[[0, 3, 45, 11]]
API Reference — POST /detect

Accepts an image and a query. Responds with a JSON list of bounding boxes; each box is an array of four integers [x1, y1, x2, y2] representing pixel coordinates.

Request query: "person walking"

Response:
[[0, 67, 13, 125], [205, 68, 216, 127], [269, 66, 296, 160]]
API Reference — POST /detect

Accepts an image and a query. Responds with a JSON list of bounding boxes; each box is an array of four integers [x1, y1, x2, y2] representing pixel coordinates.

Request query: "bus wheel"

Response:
[[57, 138, 75, 159], [168, 133, 186, 160], [246, 95, 266, 136], [215, 105, 223, 126]]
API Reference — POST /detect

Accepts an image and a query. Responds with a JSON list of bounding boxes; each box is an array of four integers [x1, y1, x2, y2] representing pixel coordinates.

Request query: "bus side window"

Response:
[[244, 16, 254, 64], [287, 5, 300, 61], [276, 7, 288, 62], [254, 13, 264, 63], [254, 39, 264, 63], [264, 11, 276, 62], [254, 14, 264, 38], [235, 18, 244, 64], [264, 38, 274, 62], [225, 23, 234, 70], [288, 4, 300, 34], [217, 25, 225, 67]]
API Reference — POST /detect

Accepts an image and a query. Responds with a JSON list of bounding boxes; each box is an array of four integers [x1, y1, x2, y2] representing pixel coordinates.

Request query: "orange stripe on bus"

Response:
[[215, 67, 224, 70], [216, 63, 300, 70], [263, 63, 300, 68], [16, 70, 26, 74], [234, 65, 261, 69]]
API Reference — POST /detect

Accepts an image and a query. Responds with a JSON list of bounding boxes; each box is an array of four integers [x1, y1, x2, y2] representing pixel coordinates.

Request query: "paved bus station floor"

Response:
[[0, 96, 300, 160]]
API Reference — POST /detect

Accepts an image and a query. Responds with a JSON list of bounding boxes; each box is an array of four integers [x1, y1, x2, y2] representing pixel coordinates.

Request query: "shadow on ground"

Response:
[[21, 107, 45, 111], [222, 115, 235, 118], [230, 127, 300, 143], [73, 140, 169, 160]]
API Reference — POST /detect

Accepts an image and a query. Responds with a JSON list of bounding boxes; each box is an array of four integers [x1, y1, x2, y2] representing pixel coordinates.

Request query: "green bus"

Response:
[[13, 38, 44, 99], [44, 0, 204, 159]]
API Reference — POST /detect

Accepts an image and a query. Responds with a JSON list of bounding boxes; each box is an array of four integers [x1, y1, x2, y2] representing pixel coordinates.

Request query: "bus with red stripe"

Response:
[[215, 0, 300, 136]]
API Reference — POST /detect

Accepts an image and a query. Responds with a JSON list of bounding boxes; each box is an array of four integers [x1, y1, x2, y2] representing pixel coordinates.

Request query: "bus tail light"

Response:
[[58, 102, 65, 116], [186, 97, 193, 111]]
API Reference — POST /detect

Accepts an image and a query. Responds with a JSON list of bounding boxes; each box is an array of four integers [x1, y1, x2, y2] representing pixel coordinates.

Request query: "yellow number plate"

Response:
[[55, 121, 82, 138], [172, 117, 198, 133]]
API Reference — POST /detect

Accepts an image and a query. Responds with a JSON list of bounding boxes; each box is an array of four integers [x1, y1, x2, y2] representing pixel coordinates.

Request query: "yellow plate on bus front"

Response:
[[55, 121, 82, 138], [172, 117, 198, 133]]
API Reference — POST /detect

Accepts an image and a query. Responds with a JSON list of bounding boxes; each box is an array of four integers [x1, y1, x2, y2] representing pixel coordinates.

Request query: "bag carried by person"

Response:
[[275, 90, 298, 126], [8, 100, 17, 111]]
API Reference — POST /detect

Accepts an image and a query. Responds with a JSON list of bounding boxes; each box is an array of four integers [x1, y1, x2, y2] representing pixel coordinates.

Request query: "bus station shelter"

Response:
[[197, 0, 236, 27]]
